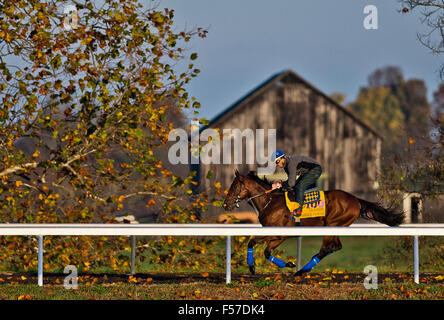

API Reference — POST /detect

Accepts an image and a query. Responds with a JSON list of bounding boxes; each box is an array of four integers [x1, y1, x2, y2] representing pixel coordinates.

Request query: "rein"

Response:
[[235, 187, 285, 212], [234, 176, 291, 213]]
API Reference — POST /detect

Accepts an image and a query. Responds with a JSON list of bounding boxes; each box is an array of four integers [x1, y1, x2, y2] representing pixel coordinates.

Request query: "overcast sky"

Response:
[[160, 0, 443, 121]]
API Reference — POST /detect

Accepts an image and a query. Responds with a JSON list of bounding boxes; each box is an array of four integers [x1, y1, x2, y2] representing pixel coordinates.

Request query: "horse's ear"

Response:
[[235, 169, 244, 181]]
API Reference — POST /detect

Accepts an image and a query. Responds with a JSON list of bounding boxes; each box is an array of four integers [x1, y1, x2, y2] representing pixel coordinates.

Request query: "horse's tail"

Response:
[[357, 198, 405, 226]]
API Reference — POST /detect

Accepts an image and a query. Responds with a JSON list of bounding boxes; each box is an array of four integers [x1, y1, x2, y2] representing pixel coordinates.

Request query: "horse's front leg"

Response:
[[247, 236, 268, 275]]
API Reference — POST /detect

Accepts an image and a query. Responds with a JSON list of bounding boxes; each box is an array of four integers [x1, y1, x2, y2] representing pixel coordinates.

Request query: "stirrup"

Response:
[[294, 210, 302, 224], [288, 209, 302, 225]]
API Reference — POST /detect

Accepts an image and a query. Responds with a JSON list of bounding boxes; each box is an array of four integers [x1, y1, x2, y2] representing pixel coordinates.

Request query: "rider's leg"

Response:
[[289, 166, 322, 225], [293, 166, 322, 210]]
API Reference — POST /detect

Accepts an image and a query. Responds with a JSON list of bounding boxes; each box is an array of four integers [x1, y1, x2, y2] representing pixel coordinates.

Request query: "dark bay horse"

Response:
[[223, 170, 405, 276]]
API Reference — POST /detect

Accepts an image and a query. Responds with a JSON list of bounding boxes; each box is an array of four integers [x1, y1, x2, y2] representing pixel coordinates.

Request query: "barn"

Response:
[[195, 69, 382, 218]]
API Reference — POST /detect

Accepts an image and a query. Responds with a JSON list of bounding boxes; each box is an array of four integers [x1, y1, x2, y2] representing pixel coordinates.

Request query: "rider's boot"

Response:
[[287, 202, 302, 226], [292, 209, 302, 226]]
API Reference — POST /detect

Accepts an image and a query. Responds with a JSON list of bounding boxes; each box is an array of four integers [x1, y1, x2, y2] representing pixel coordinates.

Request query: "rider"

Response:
[[271, 150, 322, 221]]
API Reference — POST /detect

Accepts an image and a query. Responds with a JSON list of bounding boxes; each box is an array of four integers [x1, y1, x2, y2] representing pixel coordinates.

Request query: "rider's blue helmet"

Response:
[[271, 150, 286, 163]]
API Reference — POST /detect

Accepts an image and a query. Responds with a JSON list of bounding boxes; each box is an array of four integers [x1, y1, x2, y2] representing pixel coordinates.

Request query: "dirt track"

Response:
[[0, 271, 443, 285]]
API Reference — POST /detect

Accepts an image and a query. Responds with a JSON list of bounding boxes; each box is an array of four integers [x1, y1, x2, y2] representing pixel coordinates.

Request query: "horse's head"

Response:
[[223, 169, 250, 211]]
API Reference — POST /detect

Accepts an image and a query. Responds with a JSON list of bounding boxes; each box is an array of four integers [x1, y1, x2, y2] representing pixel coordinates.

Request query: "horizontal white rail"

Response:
[[0, 223, 442, 236]]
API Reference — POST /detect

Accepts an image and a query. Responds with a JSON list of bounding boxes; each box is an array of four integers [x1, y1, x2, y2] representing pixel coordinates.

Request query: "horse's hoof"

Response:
[[294, 269, 304, 277], [286, 261, 296, 268], [249, 265, 256, 275]]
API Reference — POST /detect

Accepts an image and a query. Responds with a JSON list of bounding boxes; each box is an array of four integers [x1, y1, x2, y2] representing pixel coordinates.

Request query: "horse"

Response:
[[222, 170, 405, 276]]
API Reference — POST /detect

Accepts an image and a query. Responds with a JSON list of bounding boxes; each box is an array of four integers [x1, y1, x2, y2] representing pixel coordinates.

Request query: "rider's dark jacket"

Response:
[[281, 155, 321, 188]]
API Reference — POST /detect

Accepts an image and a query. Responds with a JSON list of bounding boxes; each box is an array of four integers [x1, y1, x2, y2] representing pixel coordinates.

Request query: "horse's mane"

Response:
[[246, 171, 272, 189]]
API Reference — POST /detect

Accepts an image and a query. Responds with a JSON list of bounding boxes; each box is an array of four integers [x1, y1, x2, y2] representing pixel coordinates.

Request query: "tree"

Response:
[[368, 66, 403, 90], [400, 1, 444, 78], [0, 0, 211, 271], [355, 67, 443, 217], [431, 83, 444, 144], [432, 83, 444, 119], [349, 66, 431, 159], [329, 92, 346, 105], [349, 85, 405, 154], [378, 114, 444, 213]]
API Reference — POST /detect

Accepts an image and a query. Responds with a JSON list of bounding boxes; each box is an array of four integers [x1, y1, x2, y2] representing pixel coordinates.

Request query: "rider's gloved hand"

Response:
[[271, 180, 282, 190]]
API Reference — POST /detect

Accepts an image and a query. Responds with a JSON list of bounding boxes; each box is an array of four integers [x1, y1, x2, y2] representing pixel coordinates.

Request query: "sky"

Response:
[[159, 0, 443, 121]]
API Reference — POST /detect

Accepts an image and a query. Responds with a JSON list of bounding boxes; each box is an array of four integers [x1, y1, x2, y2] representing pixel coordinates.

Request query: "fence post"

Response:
[[297, 236, 302, 270], [130, 235, 136, 275], [38, 235, 43, 286], [226, 236, 231, 284], [414, 236, 419, 284]]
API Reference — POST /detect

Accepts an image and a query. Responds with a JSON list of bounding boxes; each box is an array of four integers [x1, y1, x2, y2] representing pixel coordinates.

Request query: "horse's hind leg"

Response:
[[295, 236, 342, 276], [319, 236, 342, 259], [264, 238, 296, 269]]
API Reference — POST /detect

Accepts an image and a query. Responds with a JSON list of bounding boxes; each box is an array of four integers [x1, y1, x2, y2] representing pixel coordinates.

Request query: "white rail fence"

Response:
[[0, 223, 443, 286]]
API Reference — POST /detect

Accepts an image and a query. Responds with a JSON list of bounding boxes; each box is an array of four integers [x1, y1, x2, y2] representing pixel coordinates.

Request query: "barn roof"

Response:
[[202, 69, 382, 139]]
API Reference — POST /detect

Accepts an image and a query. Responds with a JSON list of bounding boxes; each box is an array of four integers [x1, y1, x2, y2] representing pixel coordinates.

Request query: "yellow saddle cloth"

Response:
[[284, 188, 326, 219]]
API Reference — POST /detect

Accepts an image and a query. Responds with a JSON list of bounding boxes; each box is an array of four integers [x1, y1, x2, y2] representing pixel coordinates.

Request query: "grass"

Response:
[[279, 236, 443, 273], [127, 236, 443, 274], [1, 280, 442, 300]]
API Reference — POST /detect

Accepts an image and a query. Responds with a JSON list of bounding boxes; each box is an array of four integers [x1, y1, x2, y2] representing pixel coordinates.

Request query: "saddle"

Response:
[[284, 187, 326, 219]]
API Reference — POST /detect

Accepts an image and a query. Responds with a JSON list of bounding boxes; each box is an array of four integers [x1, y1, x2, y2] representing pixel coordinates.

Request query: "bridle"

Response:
[[234, 177, 273, 212]]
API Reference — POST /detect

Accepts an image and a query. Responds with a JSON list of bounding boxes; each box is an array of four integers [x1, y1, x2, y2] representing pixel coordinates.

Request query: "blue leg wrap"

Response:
[[247, 248, 254, 266], [301, 254, 320, 273], [268, 255, 287, 268]]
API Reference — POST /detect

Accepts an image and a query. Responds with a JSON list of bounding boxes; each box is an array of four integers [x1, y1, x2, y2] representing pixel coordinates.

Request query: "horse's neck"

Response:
[[247, 180, 270, 213]]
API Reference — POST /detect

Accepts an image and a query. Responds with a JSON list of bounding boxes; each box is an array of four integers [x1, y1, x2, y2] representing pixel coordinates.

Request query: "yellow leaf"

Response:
[[15, 181, 23, 187], [118, 195, 125, 202]]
